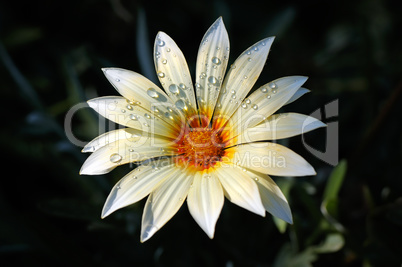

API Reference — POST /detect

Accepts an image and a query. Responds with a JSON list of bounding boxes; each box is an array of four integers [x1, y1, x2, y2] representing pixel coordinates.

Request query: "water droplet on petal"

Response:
[[175, 99, 186, 110], [212, 57, 221, 65], [269, 82, 277, 89], [208, 76, 219, 85], [254, 177, 259, 181], [162, 59, 167, 64], [157, 71, 165, 78], [252, 104, 258, 110], [166, 48, 171, 52], [272, 90, 277, 94], [144, 113, 151, 119], [169, 84, 180, 94], [267, 95, 271, 99], [110, 153, 122, 163], [126, 105, 133, 110], [241, 103, 248, 109], [157, 40, 165, 47], [147, 88, 158, 98], [179, 83, 186, 90], [261, 87, 268, 93], [245, 99, 251, 104], [130, 114, 138, 120], [115, 78, 120, 82]]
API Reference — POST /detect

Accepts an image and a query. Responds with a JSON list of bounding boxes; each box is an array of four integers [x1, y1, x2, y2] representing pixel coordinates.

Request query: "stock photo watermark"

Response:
[[65, 99, 339, 167]]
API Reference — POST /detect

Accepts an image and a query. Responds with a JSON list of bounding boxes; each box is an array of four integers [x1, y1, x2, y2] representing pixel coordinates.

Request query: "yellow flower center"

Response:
[[176, 128, 226, 171]]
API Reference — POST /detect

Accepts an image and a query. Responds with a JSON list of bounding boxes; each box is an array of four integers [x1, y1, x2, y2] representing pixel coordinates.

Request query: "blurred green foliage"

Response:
[[1, 0, 401, 266]]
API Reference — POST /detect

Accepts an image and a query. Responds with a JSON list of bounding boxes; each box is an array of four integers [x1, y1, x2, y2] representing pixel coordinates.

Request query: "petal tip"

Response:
[[141, 224, 159, 243]]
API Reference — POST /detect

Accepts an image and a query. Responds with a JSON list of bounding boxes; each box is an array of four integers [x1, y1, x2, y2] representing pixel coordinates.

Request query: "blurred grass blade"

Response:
[[321, 159, 347, 231], [273, 177, 293, 233], [0, 42, 43, 111]]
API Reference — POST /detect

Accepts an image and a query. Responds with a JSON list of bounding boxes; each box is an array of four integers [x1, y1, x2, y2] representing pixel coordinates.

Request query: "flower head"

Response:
[[80, 17, 325, 242]]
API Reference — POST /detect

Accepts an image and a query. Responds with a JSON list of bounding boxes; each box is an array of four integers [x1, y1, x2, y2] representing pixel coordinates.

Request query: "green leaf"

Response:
[[322, 159, 347, 202], [313, 233, 344, 253], [321, 160, 347, 231]]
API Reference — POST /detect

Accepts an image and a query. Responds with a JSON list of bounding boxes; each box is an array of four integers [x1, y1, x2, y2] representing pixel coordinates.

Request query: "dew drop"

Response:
[[147, 88, 159, 98], [261, 87, 268, 93], [254, 177, 259, 181], [166, 48, 171, 52], [272, 90, 277, 94], [130, 114, 138, 120], [144, 113, 151, 119], [252, 104, 258, 110], [208, 76, 219, 85], [175, 99, 186, 110], [231, 94, 236, 99], [244, 75, 248, 79], [169, 84, 180, 94], [126, 105, 133, 110], [157, 40, 165, 47], [121, 109, 126, 113], [110, 153, 122, 163], [115, 78, 120, 82], [267, 95, 271, 99], [269, 82, 277, 89], [211, 57, 221, 65], [179, 83, 186, 90], [157, 71, 165, 78], [116, 185, 121, 189], [241, 103, 248, 109], [162, 59, 167, 64], [231, 90, 236, 94], [200, 72, 207, 79], [129, 148, 134, 152], [245, 99, 251, 104]]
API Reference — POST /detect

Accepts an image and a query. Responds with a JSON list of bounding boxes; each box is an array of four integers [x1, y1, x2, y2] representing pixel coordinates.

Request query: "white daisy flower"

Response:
[[80, 17, 325, 242]]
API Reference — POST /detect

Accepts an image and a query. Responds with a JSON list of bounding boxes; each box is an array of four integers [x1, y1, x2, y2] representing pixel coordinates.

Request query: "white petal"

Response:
[[231, 76, 308, 132], [82, 128, 147, 153], [141, 168, 194, 242], [154, 32, 198, 122], [101, 159, 175, 218], [254, 174, 293, 223], [214, 163, 265, 216], [227, 142, 316, 176], [232, 113, 326, 145], [283, 87, 310, 106], [80, 135, 177, 175], [102, 68, 183, 127], [187, 171, 224, 238], [213, 37, 275, 128], [87, 96, 178, 139], [195, 17, 230, 125]]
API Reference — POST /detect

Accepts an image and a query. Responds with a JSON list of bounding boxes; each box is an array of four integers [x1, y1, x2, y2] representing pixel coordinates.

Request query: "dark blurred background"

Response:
[[1, 0, 401, 266]]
